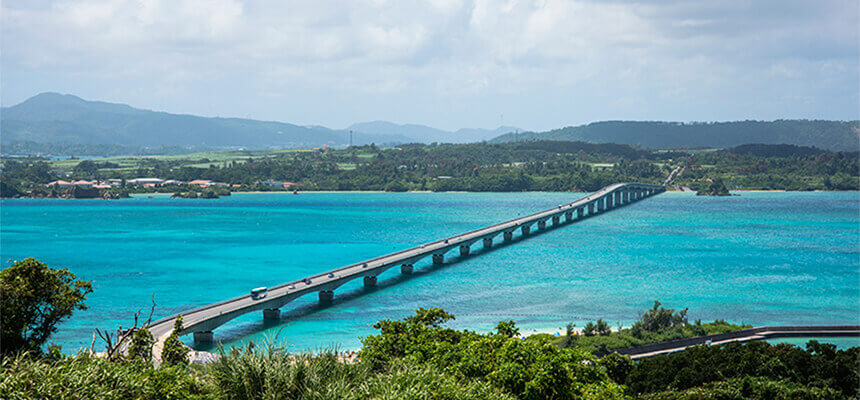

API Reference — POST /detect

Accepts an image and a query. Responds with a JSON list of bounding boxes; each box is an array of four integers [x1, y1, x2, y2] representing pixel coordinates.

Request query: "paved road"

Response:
[[614, 325, 860, 359], [146, 182, 664, 358]]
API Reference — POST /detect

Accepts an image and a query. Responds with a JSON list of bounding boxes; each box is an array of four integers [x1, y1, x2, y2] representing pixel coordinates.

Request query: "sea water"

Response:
[[1, 191, 858, 353]]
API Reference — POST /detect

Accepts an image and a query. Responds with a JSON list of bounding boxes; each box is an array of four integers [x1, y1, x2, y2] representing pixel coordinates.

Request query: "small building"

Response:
[[47, 180, 73, 187], [261, 180, 295, 189], [71, 180, 95, 188], [188, 179, 213, 187], [161, 180, 184, 186], [128, 178, 164, 186]]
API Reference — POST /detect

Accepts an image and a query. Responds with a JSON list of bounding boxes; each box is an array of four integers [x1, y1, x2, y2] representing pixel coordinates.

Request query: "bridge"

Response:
[[146, 182, 665, 357], [614, 325, 860, 359]]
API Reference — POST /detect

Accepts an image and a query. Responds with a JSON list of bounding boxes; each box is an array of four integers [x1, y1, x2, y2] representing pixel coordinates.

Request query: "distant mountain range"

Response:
[[2, 93, 857, 153], [0, 93, 410, 148], [491, 120, 859, 152], [0, 93, 518, 150], [347, 121, 520, 144]]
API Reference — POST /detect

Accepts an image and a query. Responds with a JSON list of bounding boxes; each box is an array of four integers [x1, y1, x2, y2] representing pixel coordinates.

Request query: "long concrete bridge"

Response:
[[614, 325, 860, 359], [146, 182, 665, 355]]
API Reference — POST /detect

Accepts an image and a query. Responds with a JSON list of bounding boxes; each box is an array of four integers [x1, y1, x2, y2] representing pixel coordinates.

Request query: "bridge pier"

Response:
[[615, 191, 622, 205], [483, 237, 493, 249], [521, 225, 530, 235], [433, 254, 444, 265], [577, 207, 584, 218], [625, 190, 630, 203], [263, 308, 281, 320], [597, 199, 604, 213], [459, 245, 470, 256], [552, 215, 560, 226], [363, 276, 377, 287], [503, 231, 513, 242], [400, 264, 413, 274], [193, 331, 214, 343], [319, 290, 334, 303], [564, 211, 573, 222], [588, 202, 595, 215], [537, 220, 546, 230]]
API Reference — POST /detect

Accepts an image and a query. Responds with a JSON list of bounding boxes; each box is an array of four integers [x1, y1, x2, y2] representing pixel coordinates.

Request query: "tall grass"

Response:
[[0, 351, 206, 400], [205, 345, 368, 400]]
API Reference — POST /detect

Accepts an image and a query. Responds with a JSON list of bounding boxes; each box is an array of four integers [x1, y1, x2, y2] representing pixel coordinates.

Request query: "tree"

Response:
[[404, 307, 455, 328], [495, 320, 520, 338], [161, 316, 189, 365], [128, 328, 155, 361], [599, 352, 634, 384], [595, 319, 612, 336], [72, 160, 99, 176], [0, 258, 92, 356], [631, 300, 688, 337], [564, 323, 577, 348]]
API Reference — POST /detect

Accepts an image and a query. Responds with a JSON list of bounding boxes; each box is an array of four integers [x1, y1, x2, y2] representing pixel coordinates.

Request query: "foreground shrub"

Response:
[[627, 340, 859, 398], [640, 377, 844, 400], [347, 360, 516, 400], [360, 307, 627, 400]]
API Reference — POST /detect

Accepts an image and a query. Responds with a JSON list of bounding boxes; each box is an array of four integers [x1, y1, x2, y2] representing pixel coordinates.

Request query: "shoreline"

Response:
[[3, 189, 856, 200]]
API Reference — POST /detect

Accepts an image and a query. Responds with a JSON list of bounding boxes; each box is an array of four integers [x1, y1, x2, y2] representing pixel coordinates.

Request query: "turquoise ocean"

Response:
[[1, 191, 858, 352]]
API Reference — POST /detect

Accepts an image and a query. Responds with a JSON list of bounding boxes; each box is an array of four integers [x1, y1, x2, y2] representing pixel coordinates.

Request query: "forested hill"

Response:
[[490, 120, 859, 152], [1, 93, 410, 149]]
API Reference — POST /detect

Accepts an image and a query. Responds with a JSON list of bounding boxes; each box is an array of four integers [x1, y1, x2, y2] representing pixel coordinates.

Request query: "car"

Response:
[[288, 284, 295, 290], [328, 273, 335, 278], [303, 278, 312, 284], [250, 287, 268, 300], [362, 263, 368, 268], [444, 239, 448, 244]]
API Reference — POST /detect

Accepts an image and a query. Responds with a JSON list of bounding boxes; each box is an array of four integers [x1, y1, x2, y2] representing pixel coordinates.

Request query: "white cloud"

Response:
[[1, 0, 857, 129]]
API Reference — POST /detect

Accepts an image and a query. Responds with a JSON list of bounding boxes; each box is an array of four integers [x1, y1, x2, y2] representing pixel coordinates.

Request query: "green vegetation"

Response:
[[0, 265, 855, 400], [3, 141, 857, 197], [0, 258, 92, 357], [491, 120, 860, 152], [680, 145, 860, 191], [161, 317, 190, 366], [553, 301, 748, 355], [696, 177, 731, 196], [627, 340, 858, 399], [0, 352, 208, 400]]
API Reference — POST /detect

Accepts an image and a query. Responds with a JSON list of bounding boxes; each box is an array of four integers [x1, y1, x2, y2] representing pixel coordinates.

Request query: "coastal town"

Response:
[[31, 178, 297, 198]]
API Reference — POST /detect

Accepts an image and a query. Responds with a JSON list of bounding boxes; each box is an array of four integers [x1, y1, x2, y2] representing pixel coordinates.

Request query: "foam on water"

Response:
[[1, 191, 858, 352]]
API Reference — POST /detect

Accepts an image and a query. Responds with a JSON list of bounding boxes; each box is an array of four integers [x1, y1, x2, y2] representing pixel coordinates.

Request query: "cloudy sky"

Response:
[[2, 0, 857, 131]]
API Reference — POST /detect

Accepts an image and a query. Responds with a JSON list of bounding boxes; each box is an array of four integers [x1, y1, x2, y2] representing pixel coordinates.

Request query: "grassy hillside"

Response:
[[491, 120, 860, 152]]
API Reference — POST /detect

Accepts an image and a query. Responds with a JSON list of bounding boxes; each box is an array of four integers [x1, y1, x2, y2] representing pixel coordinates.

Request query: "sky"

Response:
[[2, 0, 858, 132]]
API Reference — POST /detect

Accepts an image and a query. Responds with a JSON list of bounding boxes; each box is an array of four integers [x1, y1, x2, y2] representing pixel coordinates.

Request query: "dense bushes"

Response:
[[360, 307, 627, 400], [625, 340, 859, 398]]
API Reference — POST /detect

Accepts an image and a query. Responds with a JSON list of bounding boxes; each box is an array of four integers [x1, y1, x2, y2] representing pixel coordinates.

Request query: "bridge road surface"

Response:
[[146, 182, 665, 360]]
